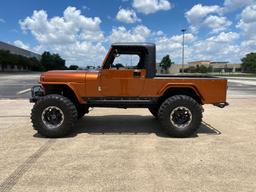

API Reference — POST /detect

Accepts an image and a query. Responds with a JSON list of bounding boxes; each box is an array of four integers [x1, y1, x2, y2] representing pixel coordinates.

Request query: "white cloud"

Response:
[[203, 15, 232, 33], [116, 8, 140, 23], [0, 18, 5, 23], [156, 30, 164, 36], [152, 30, 164, 37], [20, 7, 104, 44], [224, 0, 256, 11], [240, 39, 256, 56], [82, 5, 90, 11], [241, 39, 256, 47], [17, 3, 256, 66], [13, 40, 30, 50], [153, 30, 244, 63], [207, 32, 240, 43], [170, 33, 196, 42], [190, 39, 241, 62], [155, 33, 196, 62], [237, 5, 256, 40], [19, 6, 106, 66], [185, 4, 222, 33], [240, 4, 256, 23], [132, 0, 171, 14], [108, 25, 151, 43]]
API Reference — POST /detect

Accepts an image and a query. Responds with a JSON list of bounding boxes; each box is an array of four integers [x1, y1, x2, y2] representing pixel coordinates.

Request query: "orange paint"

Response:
[[40, 69, 227, 105]]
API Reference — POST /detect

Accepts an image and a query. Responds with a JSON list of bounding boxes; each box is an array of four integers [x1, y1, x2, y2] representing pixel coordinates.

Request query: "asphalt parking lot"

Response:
[[0, 73, 256, 192], [0, 73, 39, 99]]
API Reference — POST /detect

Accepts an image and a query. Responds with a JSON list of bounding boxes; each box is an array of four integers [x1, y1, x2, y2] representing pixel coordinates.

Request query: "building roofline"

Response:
[[0, 41, 41, 58], [188, 60, 211, 63]]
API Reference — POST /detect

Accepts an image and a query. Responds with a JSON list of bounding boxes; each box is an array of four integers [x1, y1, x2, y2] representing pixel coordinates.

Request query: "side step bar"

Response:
[[83, 97, 158, 108]]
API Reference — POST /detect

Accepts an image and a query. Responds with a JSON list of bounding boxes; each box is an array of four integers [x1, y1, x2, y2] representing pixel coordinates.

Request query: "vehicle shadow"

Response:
[[33, 115, 221, 138], [70, 115, 221, 138]]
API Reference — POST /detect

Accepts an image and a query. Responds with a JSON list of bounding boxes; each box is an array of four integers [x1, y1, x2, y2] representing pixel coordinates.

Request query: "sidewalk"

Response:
[[218, 76, 256, 81], [228, 79, 256, 86], [219, 76, 256, 86]]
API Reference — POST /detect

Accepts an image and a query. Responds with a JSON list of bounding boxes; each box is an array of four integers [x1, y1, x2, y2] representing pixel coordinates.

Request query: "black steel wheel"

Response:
[[31, 94, 77, 138], [158, 95, 202, 137]]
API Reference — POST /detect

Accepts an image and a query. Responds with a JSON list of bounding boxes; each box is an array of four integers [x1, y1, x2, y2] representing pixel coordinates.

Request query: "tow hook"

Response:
[[30, 85, 45, 103], [214, 102, 229, 108]]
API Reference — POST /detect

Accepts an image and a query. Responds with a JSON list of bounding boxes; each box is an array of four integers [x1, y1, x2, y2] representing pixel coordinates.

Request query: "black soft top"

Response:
[[110, 42, 156, 78], [111, 42, 155, 49]]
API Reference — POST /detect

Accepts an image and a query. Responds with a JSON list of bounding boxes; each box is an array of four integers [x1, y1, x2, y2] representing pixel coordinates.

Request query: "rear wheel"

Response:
[[31, 94, 77, 138], [158, 95, 202, 137]]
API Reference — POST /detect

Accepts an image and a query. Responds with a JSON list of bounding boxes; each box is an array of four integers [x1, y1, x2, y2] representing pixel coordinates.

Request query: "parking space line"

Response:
[[0, 84, 37, 86], [16, 89, 31, 95], [0, 139, 56, 192]]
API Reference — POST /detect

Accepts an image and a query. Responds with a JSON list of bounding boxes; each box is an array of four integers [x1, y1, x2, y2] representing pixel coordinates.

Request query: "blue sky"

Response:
[[0, 0, 256, 66]]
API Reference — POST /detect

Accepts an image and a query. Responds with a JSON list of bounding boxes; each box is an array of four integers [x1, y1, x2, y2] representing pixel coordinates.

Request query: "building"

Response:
[[210, 61, 229, 65], [188, 60, 211, 66], [0, 41, 41, 59], [210, 63, 241, 73], [0, 41, 41, 72], [158, 61, 242, 74]]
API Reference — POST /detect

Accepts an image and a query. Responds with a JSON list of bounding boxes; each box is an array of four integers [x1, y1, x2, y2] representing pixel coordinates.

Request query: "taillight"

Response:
[[40, 75, 44, 82]]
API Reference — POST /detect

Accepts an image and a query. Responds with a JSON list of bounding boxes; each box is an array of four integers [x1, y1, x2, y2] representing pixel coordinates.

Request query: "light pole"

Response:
[[181, 29, 186, 74]]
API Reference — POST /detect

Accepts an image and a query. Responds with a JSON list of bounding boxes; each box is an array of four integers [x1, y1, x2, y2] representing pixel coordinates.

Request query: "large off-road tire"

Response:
[[76, 105, 89, 119], [158, 95, 202, 138], [148, 107, 158, 118], [31, 94, 78, 138]]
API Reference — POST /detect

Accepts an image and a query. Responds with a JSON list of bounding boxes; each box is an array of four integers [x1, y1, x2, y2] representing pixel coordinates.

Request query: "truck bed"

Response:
[[141, 74, 228, 105], [155, 74, 220, 78]]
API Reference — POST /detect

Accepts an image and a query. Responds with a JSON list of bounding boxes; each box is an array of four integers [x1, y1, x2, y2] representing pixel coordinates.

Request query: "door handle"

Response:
[[133, 70, 141, 78]]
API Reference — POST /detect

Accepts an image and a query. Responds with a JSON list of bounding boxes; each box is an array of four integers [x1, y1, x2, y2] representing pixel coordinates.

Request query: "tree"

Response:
[[29, 57, 45, 71], [69, 65, 79, 70], [185, 65, 212, 73], [41, 52, 66, 71], [0, 50, 43, 71], [185, 66, 196, 73], [207, 65, 213, 73], [241, 52, 256, 73], [198, 65, 208, 73], [159, 55, 173, 73]]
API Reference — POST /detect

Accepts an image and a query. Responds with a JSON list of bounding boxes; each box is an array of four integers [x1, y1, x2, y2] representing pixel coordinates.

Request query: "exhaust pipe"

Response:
[[213, 102, 229, 108]]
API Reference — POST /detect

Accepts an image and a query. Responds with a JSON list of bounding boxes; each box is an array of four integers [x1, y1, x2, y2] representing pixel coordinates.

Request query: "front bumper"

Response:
[[30, 85, 45, 103]]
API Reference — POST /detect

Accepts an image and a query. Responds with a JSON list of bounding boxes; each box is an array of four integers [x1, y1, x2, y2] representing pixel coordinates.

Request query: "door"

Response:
[[99, 54, 146, 97]]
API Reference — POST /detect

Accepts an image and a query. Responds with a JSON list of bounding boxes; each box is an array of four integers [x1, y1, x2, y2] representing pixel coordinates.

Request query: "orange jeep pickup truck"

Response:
[[30, 43, 228, 138]]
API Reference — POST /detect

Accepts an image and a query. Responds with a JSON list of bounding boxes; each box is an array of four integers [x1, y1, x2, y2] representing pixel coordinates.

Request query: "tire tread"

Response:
[[31, 94, 77, 137], [158, 95, 202, 137]]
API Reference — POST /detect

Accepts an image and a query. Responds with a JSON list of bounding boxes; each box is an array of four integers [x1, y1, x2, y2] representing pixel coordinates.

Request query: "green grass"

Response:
[[212, 73, 256, 77], [175, 72, 256, 77]]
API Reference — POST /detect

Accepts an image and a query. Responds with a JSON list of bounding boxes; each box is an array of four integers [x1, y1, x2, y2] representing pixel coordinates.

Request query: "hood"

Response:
[[40, 70, 99, 83]]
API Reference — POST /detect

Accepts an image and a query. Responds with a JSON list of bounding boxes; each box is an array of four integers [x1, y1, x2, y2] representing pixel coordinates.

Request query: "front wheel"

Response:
[[158, 95, 202, 137], [31, 94, 78, 138]]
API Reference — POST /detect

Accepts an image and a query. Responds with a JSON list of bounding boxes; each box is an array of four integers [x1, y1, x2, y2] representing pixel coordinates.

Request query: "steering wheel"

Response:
[[114, 63, 124, 69]]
